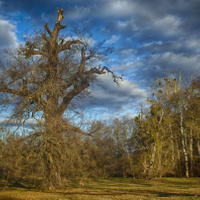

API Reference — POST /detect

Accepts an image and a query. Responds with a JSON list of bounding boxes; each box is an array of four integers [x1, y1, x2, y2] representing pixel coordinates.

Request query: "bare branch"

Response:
[[77, 48, 87, 80], [0, 87, 28, 97], [84, 66, 122, 84], [65, 124, 92, 137], [30, 58, 43, 82], [44, 23, 53, 37], [58, 83, 89, 115], [56, 24, 66, 31], [42, 33, 51, 44], [102, 66, 123, 83], [24, 49, 48, 59], [59, 40, 83, 52], [84, 67, 106, 75]]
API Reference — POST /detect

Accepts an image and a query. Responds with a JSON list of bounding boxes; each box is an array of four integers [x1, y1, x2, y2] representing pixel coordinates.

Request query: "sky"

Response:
[[0, 0, 200, 121]]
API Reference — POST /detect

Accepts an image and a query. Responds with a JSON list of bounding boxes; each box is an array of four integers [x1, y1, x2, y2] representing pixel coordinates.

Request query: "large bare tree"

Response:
[[0, 8, 120, 190]]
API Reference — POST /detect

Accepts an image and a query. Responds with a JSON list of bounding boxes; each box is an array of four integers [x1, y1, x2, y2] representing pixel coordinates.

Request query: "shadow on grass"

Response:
[[0, 197, 22, 200], [1, 178, 200, 199], [0, 177, 42, 190], [45, 188, 199, 198], [138, 189, 199, 198]]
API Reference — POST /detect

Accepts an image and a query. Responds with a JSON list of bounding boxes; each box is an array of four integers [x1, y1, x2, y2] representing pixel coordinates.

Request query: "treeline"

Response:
[[0, 73, 199, 183], [133, 73, 200, 179]]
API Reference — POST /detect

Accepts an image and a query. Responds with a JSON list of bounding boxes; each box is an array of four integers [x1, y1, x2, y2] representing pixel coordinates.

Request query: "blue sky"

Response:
[[0, 0, 200, 121]]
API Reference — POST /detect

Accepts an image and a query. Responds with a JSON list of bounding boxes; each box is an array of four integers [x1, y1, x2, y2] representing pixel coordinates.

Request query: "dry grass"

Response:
[[0, 177, 200, 199]]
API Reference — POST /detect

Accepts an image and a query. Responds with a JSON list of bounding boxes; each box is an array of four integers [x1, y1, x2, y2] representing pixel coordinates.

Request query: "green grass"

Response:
[[0, 177, 200, 199]]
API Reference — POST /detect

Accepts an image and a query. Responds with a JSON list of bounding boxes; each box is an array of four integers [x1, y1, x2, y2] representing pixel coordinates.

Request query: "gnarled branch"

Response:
[[58, 82, 89, 116], [44, 23, 53, 37], [59, 40, 82, 52]]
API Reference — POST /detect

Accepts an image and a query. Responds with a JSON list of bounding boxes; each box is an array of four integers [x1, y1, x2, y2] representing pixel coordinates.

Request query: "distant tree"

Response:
[[191, 77, 200, 159], [164, 73, 190, 178], [0, 8, 120, 190], [0, 129, 26, 188], [184, 76, 200, 176], [111, 118, 133, 177], [132, 73, 200, 178]]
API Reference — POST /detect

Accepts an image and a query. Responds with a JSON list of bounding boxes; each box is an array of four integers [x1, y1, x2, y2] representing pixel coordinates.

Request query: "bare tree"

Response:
[[0, 8, 120, 190]]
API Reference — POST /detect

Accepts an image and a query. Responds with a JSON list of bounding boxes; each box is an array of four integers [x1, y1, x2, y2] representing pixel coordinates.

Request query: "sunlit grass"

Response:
[[0, 177, 200, 199]]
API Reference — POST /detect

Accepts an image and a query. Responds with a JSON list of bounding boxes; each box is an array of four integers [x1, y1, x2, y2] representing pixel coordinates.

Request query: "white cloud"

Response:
[[87, 75, 146, 120], [117, 20, 129, 29], [104, 0, 135, 16], [79, 72, 147, 120], [177, 37, 200, 53], [0, 19, 18, 49], [91, 74, 147, 108], [135, 52, 200, 82], [116, 19, 139, 32], [120, 48, 136, 56], [112, 62, 134, 72], [143, 41, 163, 47], [153, 15, 182, 36], [105, 35, 120, 44], [156, 52, 200, 73], [65, 6, 92, 19]]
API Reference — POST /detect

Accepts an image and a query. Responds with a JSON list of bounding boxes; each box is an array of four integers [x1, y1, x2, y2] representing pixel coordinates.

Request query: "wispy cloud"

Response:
[[105, 35, 120, 44]]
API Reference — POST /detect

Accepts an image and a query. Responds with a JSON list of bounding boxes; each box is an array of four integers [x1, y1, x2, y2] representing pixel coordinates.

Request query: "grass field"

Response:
[[0, 177, 200, 199]]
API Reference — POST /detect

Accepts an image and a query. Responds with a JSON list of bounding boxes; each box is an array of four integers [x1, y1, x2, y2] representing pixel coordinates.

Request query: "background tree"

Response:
[[0, 128, 27, 188], [184, 76, 200, 176], [0, 8, 120, 190], [132, 73, 200, 178]]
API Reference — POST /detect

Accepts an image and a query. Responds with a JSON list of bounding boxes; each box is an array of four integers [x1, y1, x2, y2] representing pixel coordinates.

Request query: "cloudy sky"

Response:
[[0, 0, 200, 120]]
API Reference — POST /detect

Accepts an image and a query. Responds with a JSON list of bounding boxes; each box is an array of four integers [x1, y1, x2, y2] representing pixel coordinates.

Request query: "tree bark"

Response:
[[189, 128, 194, 177], [42, 134, 64, 190], [179, 109, 189, 178], [197, 131, 200, 157], [41, 109, 65, 190], [169, 121, 175, 162]]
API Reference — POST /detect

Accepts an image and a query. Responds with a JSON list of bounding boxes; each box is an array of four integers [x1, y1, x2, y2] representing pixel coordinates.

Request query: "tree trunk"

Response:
[[147, 144, 156, 179], [189, 128, 194, 177], [157, 138, 162, 178], [143, 153, 148, 178], [41, 108, 65, 190], [43, 148, 63, 190], [169, 121, 175, 162], [42, 133, 64, 190], [179, 110, 189, 178], [197, 131, 200, 156]]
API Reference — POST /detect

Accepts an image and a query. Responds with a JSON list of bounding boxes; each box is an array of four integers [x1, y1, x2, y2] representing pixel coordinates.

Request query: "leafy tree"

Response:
[[132, 73, 200, 178], [184, 76, 200, 176], [132, 106, 172, 179], [0, 9, 120, 190]]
